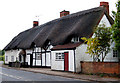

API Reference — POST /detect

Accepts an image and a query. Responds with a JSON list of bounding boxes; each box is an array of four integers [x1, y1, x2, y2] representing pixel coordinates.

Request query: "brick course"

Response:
[[81, 62, 120, 74]]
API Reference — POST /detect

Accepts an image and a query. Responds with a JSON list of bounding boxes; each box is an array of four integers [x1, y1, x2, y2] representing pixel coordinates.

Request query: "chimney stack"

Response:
[[60, 10, 70, 17], [33, 21, 39, 28], [100, 2, 109, 15]]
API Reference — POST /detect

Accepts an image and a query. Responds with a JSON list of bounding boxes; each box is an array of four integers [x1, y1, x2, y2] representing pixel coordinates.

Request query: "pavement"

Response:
[[2, 64, 120, 82]]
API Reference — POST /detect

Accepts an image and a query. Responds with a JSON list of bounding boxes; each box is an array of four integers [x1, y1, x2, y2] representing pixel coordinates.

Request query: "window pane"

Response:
[[56, 53, 64, 60], [113, 50, 118, 57]]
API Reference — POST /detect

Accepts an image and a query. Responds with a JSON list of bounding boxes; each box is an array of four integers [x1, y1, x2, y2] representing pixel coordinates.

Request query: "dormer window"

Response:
[[71, 37, 80, 42]]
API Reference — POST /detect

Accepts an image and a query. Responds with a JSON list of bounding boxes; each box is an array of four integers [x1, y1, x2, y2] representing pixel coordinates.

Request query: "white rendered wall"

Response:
[[75, 44, 92, 72], [46, 53, 51, 66], [99, 14, 111, 27], [42, 53, 45, 66], [51, 50, 75, 72], [26, 49, 33, 54], [26, 48, 51, 66], [100, 42, 119, 62], [98, 14, 118, 62], [26, 55, 30, 65], [5, 49, 22, 64], [26, 49, 32, 65]]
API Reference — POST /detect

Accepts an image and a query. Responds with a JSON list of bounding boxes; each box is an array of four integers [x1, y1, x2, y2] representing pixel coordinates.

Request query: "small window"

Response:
[[71, 37, 79, 42], [113, 50, 118, 57], [11, 56, 14, 62], [56, 53, 64, 60], [6, 56, 8, 61], [36, 53, 41, 60]]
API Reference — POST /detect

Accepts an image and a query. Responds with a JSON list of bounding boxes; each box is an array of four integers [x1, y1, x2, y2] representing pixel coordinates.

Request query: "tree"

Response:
[[0, 50, 5, 56], [81, 24, 112, 62], [112, 0, 120, 52], [0, 50, 5, 61]]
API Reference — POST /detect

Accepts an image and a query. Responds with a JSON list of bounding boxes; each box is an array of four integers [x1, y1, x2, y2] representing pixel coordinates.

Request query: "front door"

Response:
[[64, 52, 69, 71], [30, 54, 33, 67]]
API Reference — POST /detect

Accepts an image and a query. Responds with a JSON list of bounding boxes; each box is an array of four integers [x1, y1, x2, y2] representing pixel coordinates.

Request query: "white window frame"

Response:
[[6, 56, 8, 61], [11, 56, 14, 62], [36, 53, 41, 60], [71, 37, 79, 42], [56, 53, 64, 60], [113, 50, 118, 57]]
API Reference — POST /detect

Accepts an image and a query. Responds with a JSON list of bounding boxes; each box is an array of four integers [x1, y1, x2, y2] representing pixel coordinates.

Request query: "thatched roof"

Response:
[[4, 7, 113, 51]]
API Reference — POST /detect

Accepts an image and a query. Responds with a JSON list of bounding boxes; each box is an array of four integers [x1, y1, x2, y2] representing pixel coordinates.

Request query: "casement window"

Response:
[[113, 50, 118, 57], [5, 56, 7, 61], [71, 37, 80, 42], [11, 56, 14, 62], [56, 53, 64, 60], [36, 53, 41, 60]]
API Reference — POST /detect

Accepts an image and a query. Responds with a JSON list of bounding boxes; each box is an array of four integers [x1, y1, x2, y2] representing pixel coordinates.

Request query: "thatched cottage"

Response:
[[4, 2, 119, 73]]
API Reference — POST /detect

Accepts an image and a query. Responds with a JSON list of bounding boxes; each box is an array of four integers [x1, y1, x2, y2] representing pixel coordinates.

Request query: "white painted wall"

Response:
[[99, 14, 111, 27], [42, 53, 45, 66], [97, 14, 118, 62], [26, 55, 30, 65], [100, 42, 119, 62], [75, 44, 92, 72], [26, 49, 33, 54], [26, 48, 51, 66], [51, 50, 75, 72], [46, 53, 51, 66], [36, 60, 41, 66], [5, 49, 22, 64], [26, 49, 32, 65]]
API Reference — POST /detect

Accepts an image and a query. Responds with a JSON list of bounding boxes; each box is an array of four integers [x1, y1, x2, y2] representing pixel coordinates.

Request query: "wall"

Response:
[[99, 14, 111, 27], [98, 14, 119, 62], [26, 48, 51, 66], [51, 50, 75, 72], [75, 44, 93, 73], [5, 49, 22, 64], [26, 49, 32, 65], [81, 62, 120, 74], [75, 43, 119, 73], [102, 42, 119, 62]]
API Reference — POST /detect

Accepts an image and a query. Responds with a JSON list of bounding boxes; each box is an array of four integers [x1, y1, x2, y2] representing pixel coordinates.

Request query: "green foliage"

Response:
[[81, 24, 112, 62], [0, 50, 5, 63], [0, 50, 5, 56], [0, 55, 5, 61], [112, 0, 120, 52], [81, 37, 100, 57], [99, 73, 104, 77]]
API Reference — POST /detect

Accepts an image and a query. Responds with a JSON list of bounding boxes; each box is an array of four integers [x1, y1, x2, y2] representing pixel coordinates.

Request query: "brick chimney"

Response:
[[60, 10, 70, 17], [33, 21, 39, 28], [100, 2, 109, 15]]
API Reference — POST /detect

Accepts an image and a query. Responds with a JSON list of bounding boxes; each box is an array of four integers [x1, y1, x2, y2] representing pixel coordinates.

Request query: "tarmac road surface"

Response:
[[0, 67, 97, 83]]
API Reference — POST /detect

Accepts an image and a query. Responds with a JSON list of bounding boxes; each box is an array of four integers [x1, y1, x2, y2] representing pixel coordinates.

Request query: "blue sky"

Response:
[[0, 0, 117, 49]]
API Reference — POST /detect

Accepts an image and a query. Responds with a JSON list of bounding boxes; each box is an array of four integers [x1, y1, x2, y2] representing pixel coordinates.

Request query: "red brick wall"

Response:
[[81, 62, 120, 74]]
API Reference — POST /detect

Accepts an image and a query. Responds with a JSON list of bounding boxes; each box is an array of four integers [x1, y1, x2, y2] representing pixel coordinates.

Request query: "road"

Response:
[[0, 62, 97, 83]]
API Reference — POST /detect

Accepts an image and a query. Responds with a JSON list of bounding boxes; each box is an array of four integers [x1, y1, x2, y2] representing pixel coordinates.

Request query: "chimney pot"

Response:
[[60, 10, 70, 17], [100, 2, 109, 15], [33, 21, 39, 28]]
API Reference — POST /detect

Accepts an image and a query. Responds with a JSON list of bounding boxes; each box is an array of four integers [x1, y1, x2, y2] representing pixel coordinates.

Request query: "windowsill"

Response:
[[55, 59, 64, 61]]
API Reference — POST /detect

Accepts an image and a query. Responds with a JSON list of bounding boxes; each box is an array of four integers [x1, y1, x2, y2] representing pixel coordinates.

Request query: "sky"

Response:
[[0, 0, 117, 50]]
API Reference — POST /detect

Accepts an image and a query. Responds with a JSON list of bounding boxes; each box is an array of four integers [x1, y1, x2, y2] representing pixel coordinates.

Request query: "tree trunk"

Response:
[[102, 52, 103, 62]]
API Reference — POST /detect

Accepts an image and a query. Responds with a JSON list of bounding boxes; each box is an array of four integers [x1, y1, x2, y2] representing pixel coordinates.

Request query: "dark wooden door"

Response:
[[64, 52, 69, 71], [30, 54, 33, 67]]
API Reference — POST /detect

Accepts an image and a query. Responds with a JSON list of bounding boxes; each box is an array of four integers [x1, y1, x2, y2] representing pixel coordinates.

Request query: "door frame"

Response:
[[30, 54, 33, 67], [64, 52, 69, 71]]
